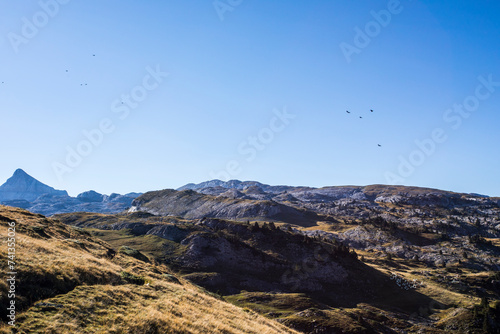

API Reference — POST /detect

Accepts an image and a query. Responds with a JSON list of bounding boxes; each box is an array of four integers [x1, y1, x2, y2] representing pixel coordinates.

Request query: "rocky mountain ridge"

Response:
[[178, 179, 294, 193], [131, 184, 499, 225], [0, 169, 140, 216]]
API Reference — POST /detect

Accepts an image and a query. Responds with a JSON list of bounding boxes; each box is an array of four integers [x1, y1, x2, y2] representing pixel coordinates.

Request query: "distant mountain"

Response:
[[178, 179, 294, 193], [0, 169, 141, 216], [0, 168, 68, 202]]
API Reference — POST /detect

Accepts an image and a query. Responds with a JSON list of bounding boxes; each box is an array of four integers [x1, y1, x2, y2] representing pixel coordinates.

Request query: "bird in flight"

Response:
[[346, 110, 350, 114], [378, 144, 382, 147], [359, 116, 363, 119], [370, 109, 373, 112]]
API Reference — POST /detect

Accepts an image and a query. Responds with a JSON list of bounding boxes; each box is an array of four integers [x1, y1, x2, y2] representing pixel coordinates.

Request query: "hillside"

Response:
[[55, 214, 384, 298], [56, 182, 500, 333], [56, 210, 500, 333], [0, 206, 298, 333]]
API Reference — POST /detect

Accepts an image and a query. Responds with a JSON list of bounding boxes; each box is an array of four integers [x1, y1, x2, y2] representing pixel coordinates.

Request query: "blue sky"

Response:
[[0, 0, 499, 196]]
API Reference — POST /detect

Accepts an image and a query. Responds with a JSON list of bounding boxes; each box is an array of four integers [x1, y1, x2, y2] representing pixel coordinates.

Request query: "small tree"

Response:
[[480, 297, 489, 310], [350, 250, 358, 260], [482, 314, 489, 333]]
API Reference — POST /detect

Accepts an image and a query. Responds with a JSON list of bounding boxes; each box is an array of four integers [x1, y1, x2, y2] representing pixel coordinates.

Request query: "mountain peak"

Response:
[[0, 169, 68, 202], [13, 168, 30, 178]]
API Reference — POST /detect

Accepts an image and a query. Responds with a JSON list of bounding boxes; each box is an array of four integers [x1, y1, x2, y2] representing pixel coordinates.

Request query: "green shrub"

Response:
[[119, 246, 150, 262], [120, 271, 146, 285]]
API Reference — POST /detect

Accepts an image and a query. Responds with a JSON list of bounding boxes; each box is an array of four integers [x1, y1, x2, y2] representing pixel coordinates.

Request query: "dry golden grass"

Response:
[[0, 206, 298, 334], [9, 283, 298, 334], [486, 237, 500, 247]]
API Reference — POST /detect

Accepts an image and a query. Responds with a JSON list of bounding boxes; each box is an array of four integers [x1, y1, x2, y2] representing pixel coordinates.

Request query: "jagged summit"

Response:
[[0, 169, 68, 202], [178, 179, 294, 193], [178, 179, 261, 190]]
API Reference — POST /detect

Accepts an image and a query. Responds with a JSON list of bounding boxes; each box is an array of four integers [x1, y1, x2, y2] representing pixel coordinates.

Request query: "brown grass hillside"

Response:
[[0, 205, 298, 334]]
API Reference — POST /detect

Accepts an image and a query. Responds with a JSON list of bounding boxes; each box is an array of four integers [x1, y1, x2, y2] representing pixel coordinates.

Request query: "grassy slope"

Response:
[[0, 206, 298, 334]]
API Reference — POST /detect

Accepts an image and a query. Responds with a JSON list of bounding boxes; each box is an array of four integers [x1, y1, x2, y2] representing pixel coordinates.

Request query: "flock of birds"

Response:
[[2, 54, 96, 87], [66, 54, 96, 86], [346, 108, 382, 147], [346, 108, 373, 116], [3, 63, 384, 150]]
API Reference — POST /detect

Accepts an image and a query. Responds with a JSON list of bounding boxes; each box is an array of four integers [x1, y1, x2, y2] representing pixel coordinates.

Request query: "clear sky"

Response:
[[1, 0, 499, 197]]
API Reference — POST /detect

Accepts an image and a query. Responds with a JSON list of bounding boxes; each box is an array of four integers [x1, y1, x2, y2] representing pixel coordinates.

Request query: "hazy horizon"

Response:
[[1, 1, 499, 197], [1, 167, 498, 198]]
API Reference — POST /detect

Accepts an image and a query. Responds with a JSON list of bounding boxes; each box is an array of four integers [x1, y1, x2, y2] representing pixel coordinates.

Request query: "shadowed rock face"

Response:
[[176, 220, 354, 296], [0, 169, 68, 202]]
